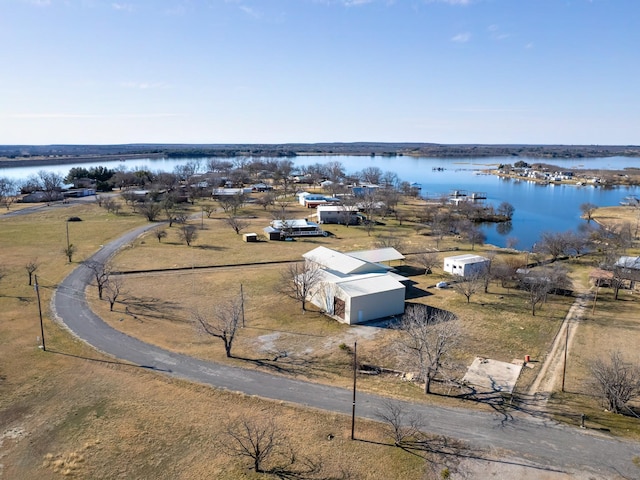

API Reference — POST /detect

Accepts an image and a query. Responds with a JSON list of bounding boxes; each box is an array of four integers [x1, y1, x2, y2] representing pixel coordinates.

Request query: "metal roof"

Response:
[[303, 246, 371, 275], [347, 247, 405, 263], [444, 254, 489, 265]]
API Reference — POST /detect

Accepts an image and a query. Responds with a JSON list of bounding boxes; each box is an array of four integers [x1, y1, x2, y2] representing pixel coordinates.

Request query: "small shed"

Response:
[[443, 254, 490, 277], [243, 233, 258, 242]]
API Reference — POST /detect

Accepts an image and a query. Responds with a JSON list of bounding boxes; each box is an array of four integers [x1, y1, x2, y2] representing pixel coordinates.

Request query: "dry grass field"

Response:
[[2, 197, 640, 479], [544, 206, 640, 434]]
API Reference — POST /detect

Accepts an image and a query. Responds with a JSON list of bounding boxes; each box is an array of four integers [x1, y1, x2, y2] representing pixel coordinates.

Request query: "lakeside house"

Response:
[[302, 246, 407, 324], [314, 205, 362, 225], [264, 219, 325, 240], [443, 254, 490, 277]]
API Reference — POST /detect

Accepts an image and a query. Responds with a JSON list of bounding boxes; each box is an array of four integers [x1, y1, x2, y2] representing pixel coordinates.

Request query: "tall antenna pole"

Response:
[[351, 341, 357, 440], [35, 275, 46, 351]]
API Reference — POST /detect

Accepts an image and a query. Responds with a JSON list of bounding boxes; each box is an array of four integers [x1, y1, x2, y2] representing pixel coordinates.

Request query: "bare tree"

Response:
[[464, 225, 486, 251], [496, 201, 515, 220], [0, 177, 17, 210], [280, 261, 322, 313], [217, 193, 245, 215], [154, 228, 168, 243], [25, 259, 39, 286], [202, 204, 216, 218], [535, 231, 572, 261], [104, 276, 124, 311], [221, 417, 288, 473], [85, 260, 111, 300], [518, 270, 550, 316], [591, 351, 640, 414], [62, 243, 77, 263], [255, 192, 276, 211], [452, 272, 482, 303], [375, 399, 425, 446], [374, 235, 404, 251], [414, 251, 439, 275], [193, 295, 243, 358], [360, 193, 382, 237], [580, 202, 598, 223], [506, 236, 519, 250], [396, 304, 459, 394], [225, 215, 250, 235], [178, 224, 198, 246], [138, 201, 163, 222], [38, 170, 64, 203]]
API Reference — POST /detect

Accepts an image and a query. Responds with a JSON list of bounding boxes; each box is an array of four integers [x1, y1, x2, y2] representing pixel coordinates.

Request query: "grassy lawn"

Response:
[[97, 197, 575, 400], [4, 197, 640, 479]]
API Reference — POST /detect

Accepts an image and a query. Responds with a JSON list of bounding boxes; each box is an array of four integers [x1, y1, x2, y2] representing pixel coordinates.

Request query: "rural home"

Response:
[[351, 184, 380, 197], [315, 205, 362, 225], [302, 246, 406, 324], [443, 254, 490, 277], [264, 219, 325, 240], [297, 192, 341, 208], [212, 187, 253, 197], [615, 256, 640, 286]]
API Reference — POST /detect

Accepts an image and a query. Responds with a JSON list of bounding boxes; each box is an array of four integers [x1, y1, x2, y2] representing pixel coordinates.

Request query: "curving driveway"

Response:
[[52, 224, 639, 479]]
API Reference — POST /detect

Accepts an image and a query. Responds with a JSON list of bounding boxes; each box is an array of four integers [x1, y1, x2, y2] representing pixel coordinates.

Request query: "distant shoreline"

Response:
[[0, 153, 165, 169], [1, 142, 639, 170]]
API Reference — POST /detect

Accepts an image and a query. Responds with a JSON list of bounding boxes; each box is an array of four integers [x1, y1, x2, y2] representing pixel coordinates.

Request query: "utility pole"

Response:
[[240, 284, 245, 327], [35, 275, 45, 351], [351, 341, 357, 440], [562, 320, 569, 392]]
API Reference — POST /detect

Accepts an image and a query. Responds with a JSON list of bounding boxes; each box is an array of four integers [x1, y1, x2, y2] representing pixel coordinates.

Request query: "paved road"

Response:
[[52, 224, 640, 479]]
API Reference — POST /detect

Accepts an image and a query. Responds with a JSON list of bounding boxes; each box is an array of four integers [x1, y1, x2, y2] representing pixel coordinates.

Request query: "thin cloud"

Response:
[[312, 0, 375, 6], [448, 107, 530, 113], [5, 113, 183, 119], [343, 0, 374, 6], [426, 0, 473, 5], [239, 5, 261, 17], [488, 24, 510, 41], [21, 0, 51, 5], [112, 3, 134, 12], [119, 81, 169, 90], [451, 32, 471, 43]]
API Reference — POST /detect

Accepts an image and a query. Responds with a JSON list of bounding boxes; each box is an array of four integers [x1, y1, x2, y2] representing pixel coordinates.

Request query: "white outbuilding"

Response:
[[443, 254, 490, 277], [302, 246, 406, 324]]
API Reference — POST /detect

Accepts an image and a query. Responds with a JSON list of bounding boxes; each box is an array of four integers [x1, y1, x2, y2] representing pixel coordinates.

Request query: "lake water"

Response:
[[2, 155, 639, 250]]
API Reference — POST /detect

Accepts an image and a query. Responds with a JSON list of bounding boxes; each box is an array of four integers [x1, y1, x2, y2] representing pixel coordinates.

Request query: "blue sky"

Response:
[[1, 0, 638, 145]]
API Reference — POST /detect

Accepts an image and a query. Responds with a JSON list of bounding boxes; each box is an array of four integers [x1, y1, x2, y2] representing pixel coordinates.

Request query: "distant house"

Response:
[[297, 192, 340, 208], [264, 219, 325, 240], [212, 187, 252, 197], [351, 184, 380, 197], [615, 256, 640, 285], [20, 191, 64, 203], [302, 246, 406, 324], [315, 205, 361, 225], [443, 254, 490, 277], [252, 183, 273, 192], [63, 188, 96, 198]]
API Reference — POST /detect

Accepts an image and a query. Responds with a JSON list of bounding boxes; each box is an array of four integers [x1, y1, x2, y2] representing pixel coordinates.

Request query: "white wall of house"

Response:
[[443, 254, 490, 277], [344, 287, 405, 325]]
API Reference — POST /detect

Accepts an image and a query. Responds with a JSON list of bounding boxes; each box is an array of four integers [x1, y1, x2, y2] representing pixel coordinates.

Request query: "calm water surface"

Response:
[[2, 155, 639, 249]]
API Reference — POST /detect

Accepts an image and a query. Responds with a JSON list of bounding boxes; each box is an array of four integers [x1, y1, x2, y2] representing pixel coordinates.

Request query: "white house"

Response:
[[315, 205, 361, 225], [302, 246, 406, 324], [443, 254, 490, 277], [264, 219, 325, 240]]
